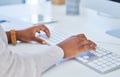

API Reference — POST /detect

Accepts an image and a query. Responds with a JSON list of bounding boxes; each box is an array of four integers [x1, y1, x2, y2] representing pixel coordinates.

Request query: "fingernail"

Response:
[[42, 41, 46, 44]]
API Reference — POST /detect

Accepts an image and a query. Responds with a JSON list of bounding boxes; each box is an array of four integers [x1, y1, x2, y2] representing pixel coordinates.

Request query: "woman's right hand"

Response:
[[57, 34, 96, 58]]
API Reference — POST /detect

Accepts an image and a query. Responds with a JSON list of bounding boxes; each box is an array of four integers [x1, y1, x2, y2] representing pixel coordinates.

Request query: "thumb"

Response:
[[33, 37, 46, 44]]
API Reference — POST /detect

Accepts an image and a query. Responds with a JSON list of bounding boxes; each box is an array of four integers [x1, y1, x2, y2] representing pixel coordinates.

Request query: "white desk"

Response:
[[0, 2, 120, 77]]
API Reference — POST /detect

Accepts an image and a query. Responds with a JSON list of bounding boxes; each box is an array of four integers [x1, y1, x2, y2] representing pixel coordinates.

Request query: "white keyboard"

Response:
[[38, 30, 69, 45], [76, 47, 120, 74], [38, 30, 120, 74]]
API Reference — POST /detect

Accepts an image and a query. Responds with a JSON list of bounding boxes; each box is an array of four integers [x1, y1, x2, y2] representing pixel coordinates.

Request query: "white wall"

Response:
[[0, 0, 24, 5], [80, 0, 120, 17]]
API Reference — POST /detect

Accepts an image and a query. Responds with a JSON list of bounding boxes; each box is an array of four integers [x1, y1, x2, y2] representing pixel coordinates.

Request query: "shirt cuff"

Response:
[[49, 45, 64, 58]]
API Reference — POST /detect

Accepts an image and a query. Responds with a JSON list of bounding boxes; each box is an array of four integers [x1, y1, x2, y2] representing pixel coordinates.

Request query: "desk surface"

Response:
[[0, 3, 120, 77]]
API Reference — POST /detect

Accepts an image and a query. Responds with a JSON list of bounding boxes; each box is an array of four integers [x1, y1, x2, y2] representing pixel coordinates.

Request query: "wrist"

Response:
[[57, 44, 66, 58], [16, 30, 22, 41], [9, 29, 17, 45]]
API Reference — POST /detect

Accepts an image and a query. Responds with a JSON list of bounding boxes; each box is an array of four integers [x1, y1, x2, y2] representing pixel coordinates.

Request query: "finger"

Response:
[[76, 34, 87, 40], [33, 37, 46, 44], [78, 40, 90, 47], [84, 43, 96, 51], [81, 40, 96, 50], [37, 25, 50, 37], [86, 40, 96, 51], [79, 45, 95, 54], [44, 29, 50, 38], [88, 40, 97, 48], [79, 40, 96, 47]]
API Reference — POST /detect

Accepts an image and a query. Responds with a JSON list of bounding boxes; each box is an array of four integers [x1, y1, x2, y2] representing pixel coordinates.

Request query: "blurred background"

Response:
[[0, 0, 66, 5]]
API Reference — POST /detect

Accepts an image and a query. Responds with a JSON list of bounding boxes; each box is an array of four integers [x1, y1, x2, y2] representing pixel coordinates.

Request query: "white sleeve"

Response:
[[31, 45, 64, 74], [0, 36, 64, 77], [0, 37, 15, 75]]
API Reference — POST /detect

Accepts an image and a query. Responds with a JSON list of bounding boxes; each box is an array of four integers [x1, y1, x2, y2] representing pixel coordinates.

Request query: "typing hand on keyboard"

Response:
[[37, 30, 120, 74], [37, 30, 96, 58]]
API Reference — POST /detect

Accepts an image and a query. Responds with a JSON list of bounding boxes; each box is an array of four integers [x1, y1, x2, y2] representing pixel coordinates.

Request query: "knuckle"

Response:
[[83, 45, 91, 50], [42, 25, 45, 27]]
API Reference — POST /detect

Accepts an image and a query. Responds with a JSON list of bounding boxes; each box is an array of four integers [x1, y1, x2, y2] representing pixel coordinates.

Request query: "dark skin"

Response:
[[6, 25, 50, 44], [6, 24, 96, 58]]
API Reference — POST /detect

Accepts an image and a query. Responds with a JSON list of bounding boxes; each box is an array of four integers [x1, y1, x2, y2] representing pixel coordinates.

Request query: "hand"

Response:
[[57, 34, 96, 58], [16, 25, 50, 44]]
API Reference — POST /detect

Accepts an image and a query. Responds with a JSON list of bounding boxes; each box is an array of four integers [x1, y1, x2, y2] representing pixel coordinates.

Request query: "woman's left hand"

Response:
[[16, 24, 50, 44]]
